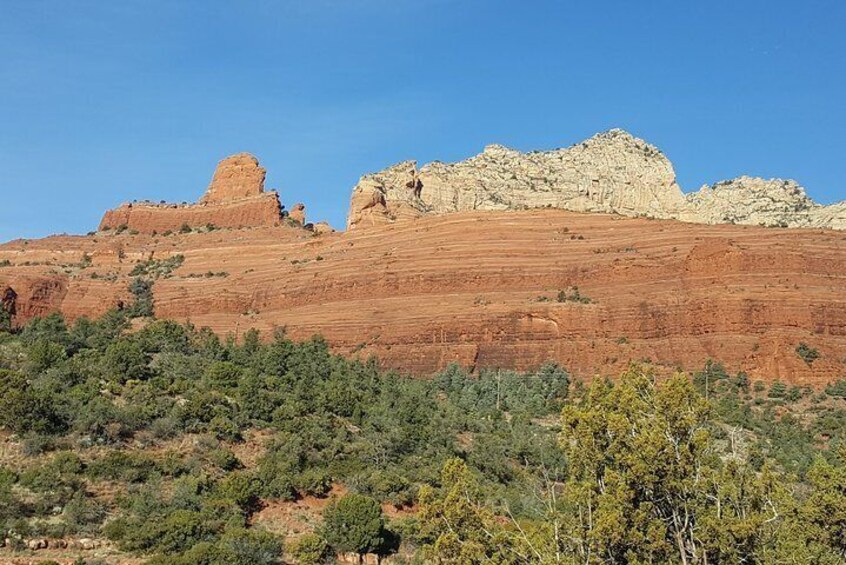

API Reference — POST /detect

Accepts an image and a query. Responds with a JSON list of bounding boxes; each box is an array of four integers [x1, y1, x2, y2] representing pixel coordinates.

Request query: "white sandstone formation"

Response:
[[347, 129, 845, 231]]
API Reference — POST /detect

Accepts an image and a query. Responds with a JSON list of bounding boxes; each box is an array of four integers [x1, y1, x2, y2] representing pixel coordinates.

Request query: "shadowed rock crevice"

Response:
[[1, 286, 16, 329]]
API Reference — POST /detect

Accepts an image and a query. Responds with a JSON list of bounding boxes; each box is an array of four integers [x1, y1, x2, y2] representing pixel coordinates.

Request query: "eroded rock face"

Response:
[[420, 131, 686, 218], [201, 153, 266, 203], [347, 129, 846, 231], [2, 210, 845, 385], [347, 161, 425, 230], [348, 130, 686, 228]]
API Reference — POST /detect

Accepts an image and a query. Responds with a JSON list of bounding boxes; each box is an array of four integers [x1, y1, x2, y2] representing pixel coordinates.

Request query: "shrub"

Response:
[[825, 380, 846, 398], [0, 305, 11, 332], [213, 528, 284, 565], [796, 343, 820, 365], [294, 468, 332, 498], [155, 509, 211, 554], [205, 361, 243, 389], [212, 472, 261, 515], [0, 371, 67, 435], [321, 494, 386, 559], [130, 255, 184, 278], [768, 381, 787, 399], [102, 339, 149, 383], [87, 451, 158, 482], [556, 286, 592, 304], [128, 277, 154, 318], [62, 491, 107, 532], [288, 533, 331, 564]]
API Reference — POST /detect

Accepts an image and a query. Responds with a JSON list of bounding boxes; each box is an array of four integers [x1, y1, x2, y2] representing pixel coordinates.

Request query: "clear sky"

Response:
[[1, 1, 845, 241]]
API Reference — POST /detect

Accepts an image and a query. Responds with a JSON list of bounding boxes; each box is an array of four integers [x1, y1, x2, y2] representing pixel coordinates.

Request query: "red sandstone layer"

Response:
[[2, 209, 845, 385], [98, 193, 284, 234]]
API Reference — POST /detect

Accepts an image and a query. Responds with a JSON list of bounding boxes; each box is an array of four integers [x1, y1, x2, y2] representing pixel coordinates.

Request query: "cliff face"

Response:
[[347, 129, 846, 231], [2, 134, 845, 385], [2, 211, 845, 386], [99, 153, 286, 234], [99, 193, 284, 234]]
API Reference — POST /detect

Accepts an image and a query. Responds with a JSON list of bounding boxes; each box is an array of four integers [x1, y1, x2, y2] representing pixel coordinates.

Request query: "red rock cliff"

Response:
[[2, 210, 845, 386]]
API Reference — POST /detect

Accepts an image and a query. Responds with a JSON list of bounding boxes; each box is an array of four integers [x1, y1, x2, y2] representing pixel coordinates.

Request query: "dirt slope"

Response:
[[2, 209, 845, 385]]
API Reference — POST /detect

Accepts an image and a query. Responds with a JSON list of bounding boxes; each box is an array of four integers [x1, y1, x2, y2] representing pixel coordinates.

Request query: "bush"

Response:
[[768, 381, 788, 399], [796, 343, 820, 365], [128, 277, 154, 318], [62, 491, 107, 532], [205, 361, 243, 389], [0, 371, 67, 435], [130, 255, 185, 278], [108, 509, 212, 555], [294, 468, 332, 498], [214, 528, 284, 565], [556, 286, 592, 304], [86, 451, 158, 482], [321, 494, 386, 558], [102, 339, 149, 383], [288, 532, 331, 564], [0, 305, 11, 332], [212, 472, 261, 516], [825, 380, 846, 398]]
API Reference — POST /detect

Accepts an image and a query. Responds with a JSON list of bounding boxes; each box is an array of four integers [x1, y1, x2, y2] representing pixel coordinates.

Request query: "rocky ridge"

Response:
[[347, 129, 846, 230], [1, 132, 845, 385]]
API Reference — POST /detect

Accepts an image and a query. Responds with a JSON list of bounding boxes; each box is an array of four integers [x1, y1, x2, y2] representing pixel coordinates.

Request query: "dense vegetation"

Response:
[[0, 308, 844, 564]]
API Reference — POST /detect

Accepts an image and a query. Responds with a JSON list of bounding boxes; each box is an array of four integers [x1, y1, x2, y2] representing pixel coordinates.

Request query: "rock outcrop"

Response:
[[312, 221, 335, 235], [201, 153, 267, 203], [99, 153, 284, 234], [288, 203, 306, 225], [683, 176, 846, 229], [347, 129, 845, 231]]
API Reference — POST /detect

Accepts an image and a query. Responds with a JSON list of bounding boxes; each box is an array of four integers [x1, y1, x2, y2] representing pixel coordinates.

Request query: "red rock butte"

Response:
[[2, 138, 846, 386], [98, 153, 303, 234]]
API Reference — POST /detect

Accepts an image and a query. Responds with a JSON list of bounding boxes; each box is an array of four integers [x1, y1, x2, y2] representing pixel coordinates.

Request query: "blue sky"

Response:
[[1, 1, 844, 241]]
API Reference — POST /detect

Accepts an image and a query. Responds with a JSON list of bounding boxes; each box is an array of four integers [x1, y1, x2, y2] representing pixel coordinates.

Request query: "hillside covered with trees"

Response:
[[0, 307, 845, 564]]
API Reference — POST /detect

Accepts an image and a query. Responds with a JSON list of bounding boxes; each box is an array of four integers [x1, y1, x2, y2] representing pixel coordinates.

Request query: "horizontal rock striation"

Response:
[[2, 210, 845, 386], [99, 193, 284, 234], [347, 129, 846, 231]]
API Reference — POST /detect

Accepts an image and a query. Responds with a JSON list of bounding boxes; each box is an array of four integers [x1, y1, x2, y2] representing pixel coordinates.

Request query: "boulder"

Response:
[[312, 221, 335, 234], [289, 203, 306, 225]]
